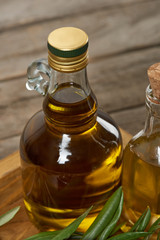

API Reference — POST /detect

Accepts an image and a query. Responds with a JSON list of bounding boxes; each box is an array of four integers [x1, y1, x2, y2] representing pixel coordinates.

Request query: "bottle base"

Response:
[[24, 197, 98, 232]]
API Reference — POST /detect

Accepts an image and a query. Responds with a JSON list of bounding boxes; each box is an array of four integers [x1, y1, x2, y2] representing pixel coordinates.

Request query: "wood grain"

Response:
[[0, 168, 38, 240], [111, 106, 146, 135], [0, 1, 160, 81], [1, 46, 159, 157], [0, 47, 158, 141], [1, 44, 156, 108], [1, 0, 160, 159], [0, 0, 152, 31], [0, 136, 21, 160], [0, 151, 20, 179]]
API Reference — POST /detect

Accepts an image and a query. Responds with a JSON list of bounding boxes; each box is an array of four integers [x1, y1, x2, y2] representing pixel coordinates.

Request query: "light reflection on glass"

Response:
[[57, 134, 71, 164], [97, 116, 119, 138], [157, 146, 160, 165]]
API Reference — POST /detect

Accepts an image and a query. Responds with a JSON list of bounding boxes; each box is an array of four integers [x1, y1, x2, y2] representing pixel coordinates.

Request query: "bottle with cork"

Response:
[[122, 63, 160, 234], [20, 27, 123, 232]]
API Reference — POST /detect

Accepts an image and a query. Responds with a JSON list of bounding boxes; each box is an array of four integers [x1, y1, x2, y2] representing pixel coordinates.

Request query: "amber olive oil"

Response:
[[21, 27, 123, 232], [121, 63, 160, 240], [122, 133, 160, 226], [20, 82, 122, 231]]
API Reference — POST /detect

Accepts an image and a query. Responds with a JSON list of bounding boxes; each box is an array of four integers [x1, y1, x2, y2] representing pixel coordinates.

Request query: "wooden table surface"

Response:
[[0, 0, 160, 160]]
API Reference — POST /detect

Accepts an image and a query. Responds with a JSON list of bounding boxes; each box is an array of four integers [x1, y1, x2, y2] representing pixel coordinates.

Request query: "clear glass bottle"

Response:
[[20, 27, 123, 232], [122, 63, 160, 233]]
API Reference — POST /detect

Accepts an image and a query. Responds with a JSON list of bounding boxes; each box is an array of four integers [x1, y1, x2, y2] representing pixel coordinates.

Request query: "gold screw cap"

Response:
[[48, 27, 89, 72]]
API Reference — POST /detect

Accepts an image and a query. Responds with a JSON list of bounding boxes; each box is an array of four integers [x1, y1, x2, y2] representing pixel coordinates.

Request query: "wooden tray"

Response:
[[0, 129, 131, 240]]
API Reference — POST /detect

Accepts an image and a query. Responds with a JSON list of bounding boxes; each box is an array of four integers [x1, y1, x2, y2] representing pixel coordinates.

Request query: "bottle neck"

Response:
[[43, 67, 98, 133], [144, 85, 160, 135], [47, 67, 91, 95]]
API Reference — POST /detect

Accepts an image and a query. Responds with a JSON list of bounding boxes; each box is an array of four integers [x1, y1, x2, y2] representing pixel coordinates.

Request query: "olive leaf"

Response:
[[82, 187, 122, 240], [107, 231, 151, 240], [110, 222, 127, 236], [24, 206, 92, 240], [129, 208, 148, 232], [136, 207, 151, 232], [24, 231, 60, 240], [24, 231, 83, 240], [50, 206, 92, 240], [0, 206, 20, 226]]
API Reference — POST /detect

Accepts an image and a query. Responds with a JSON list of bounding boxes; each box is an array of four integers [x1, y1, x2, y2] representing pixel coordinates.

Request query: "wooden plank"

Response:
[[111, 105, 146, 135], [0, 51, 45, 81], [0, 168, 38, 240], [0, 77, 40, 107], [0, 97, 42, 140], [0, 151, 20, 179], [0, 0, 151, 31], [0, 136, 20, 160], [1, 45, 159, 109], [0, 168, 22, 210], [2, 40, 159, 116], [0, 1, 160, 81]]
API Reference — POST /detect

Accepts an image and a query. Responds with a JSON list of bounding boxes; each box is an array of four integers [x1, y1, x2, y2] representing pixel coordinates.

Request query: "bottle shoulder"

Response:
[[20, 109, 122, 169], [21, 110, 46, 141], [96, 109, 122, 145], [21, 109, 122, 146], [124, 129, 160, 166]]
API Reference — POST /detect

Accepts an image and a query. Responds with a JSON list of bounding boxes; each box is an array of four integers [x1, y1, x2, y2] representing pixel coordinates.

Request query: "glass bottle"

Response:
[[122, 63, 160, 232], [20, 27, 123, 232]]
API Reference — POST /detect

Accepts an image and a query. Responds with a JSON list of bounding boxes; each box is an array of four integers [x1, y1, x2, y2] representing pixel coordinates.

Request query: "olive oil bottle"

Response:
[[20, 27, 122, 231], [122, 63, 160, 237]]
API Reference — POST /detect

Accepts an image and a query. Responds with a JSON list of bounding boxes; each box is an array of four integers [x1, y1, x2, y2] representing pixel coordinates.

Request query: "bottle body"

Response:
[[122, 85, 160, 233], [20, 81, 122, 231], [122, 132, 160, 222], [20, 27, 123, 232]]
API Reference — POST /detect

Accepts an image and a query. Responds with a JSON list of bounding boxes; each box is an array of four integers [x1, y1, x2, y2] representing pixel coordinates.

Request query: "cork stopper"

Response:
[[147, 63, 160, 99]]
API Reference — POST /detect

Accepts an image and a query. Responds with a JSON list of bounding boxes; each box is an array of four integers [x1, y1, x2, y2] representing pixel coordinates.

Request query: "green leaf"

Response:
[[51, 206, 92, 240], [0, 206, 20, 226], [149, 217, 160, 232], [107, 231, 151, 240], [82, 187, 122, 240], [143, 217, 160, 239], [110, 222, 127, 236], [24, 231, 60, 240], [25, 206, 92, 240], [150, 225, 160, 233], [97, 191, 124, 240], [24, 231, 84, 240], [157, 232, 160, 240], [136, 207, 151, 231], [129, 208, 148, 232]]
